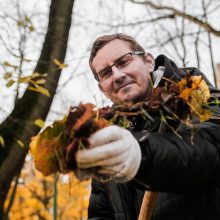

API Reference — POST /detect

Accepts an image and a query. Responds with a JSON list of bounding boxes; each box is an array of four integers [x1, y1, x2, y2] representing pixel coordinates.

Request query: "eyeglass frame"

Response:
[[94, 51, 145, 82]]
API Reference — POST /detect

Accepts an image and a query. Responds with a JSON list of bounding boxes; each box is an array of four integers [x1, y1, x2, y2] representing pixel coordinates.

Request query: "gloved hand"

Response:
[[76, 125, 141, 183]]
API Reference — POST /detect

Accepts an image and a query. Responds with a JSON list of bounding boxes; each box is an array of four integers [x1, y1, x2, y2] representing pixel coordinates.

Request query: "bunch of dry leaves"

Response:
[[30, 74, 219, 179]]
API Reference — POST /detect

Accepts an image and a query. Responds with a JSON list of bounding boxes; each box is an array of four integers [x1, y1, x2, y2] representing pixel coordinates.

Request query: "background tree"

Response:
[[0, 0, 75, 218], [5, 167, 89, 220]]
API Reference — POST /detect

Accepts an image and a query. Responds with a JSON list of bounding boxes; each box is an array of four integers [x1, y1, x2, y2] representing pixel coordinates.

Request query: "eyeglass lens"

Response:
[[98, 53, 133, 81]]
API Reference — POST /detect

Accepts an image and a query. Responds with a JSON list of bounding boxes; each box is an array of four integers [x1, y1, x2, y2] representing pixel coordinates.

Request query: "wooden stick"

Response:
[[138, 191, 158, 220]]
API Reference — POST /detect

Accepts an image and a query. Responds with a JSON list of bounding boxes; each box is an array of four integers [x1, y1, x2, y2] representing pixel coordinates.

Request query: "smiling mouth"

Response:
[[117, 83, 134, 93]]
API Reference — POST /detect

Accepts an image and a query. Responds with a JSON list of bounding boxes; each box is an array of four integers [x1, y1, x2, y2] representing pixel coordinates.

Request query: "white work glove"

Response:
[[76, 125, 141, 183]]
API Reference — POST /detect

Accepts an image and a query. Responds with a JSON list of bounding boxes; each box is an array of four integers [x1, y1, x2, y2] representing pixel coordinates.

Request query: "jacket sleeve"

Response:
[[135, 115, 220, 192], [88, 178, 115, 220]]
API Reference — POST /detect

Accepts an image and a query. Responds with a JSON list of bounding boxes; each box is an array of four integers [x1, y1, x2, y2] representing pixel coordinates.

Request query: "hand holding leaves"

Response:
[[30, 103, 109, 177]]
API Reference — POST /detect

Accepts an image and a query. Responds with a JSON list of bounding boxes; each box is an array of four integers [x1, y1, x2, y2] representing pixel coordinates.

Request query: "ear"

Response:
[[145, 52, 155, 73]]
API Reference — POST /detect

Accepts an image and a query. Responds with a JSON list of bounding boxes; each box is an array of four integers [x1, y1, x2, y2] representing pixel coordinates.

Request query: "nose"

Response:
[[111, 66, 126, 82]]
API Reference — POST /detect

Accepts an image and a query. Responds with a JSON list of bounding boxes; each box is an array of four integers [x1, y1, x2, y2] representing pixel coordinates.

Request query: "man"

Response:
[[76, 33, 220, 220]]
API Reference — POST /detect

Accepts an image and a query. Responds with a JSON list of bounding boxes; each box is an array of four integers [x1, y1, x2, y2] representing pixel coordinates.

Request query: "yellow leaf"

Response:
[[24, 15, 31, 23], [29, 135, 41, 155], [0, 135, 5, 147], [16, 20, 22, 27], [34, 119, 45, 128], [6, 79, 15, 87], [16, 139, 24, 148], [29, 119, 67, 176], [32, 72, 47, 78], [3, 72, 12, 79], [31, 72, 42, 78], [35, 79, 46, 85], [28, 86, 50, 97], [18, 76, 32, 83], [54, 59, 62, 66], [3, 61, 18, 69], [29, 25, 35, 32], [54, 59, 68, 69]]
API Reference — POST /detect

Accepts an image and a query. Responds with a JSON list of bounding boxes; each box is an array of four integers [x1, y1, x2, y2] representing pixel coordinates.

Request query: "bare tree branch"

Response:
[[194, 27, 202, 68], [129, 0, 220, 36], [202, 0, 217, 86]]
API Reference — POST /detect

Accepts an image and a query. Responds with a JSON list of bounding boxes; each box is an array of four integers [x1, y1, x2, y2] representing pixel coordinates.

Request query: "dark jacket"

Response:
[[88, 55, 220, 220]]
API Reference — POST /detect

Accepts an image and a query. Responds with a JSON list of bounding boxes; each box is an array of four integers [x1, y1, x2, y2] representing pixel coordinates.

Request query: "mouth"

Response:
[[116, 82, 134, 93]]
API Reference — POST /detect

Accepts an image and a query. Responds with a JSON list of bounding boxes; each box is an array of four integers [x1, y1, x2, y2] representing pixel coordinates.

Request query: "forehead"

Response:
[[92, 39, 132, 73]]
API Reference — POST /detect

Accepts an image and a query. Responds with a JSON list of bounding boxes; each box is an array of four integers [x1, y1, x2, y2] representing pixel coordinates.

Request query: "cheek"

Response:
[[103, 84, 112, 94], [137, 71, 150, 85], [100, 83, 115, 99], [132, 63, 150, 80], [137, 73, 151, 94]]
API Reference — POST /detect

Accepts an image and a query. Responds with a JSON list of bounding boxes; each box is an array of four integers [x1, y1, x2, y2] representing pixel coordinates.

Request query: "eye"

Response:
[[115, 55, 132, 68], [98, 67, 112, 81]]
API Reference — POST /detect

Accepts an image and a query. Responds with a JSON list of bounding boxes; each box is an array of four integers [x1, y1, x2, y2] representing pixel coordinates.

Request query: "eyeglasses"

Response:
[[96, 51, 144, 82]]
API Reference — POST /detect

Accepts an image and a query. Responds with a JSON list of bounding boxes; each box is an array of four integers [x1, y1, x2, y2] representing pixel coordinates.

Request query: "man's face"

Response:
[[92, 39, 155, 104]]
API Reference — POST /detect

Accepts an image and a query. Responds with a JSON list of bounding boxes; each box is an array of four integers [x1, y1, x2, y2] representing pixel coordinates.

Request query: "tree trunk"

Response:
[[0, 0, 75, 218]]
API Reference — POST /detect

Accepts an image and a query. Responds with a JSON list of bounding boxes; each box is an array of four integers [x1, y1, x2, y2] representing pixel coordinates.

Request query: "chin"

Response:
[[125, 91, 149, 103], [119, 93, 143, 103], [112, 90, 148, 104]]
